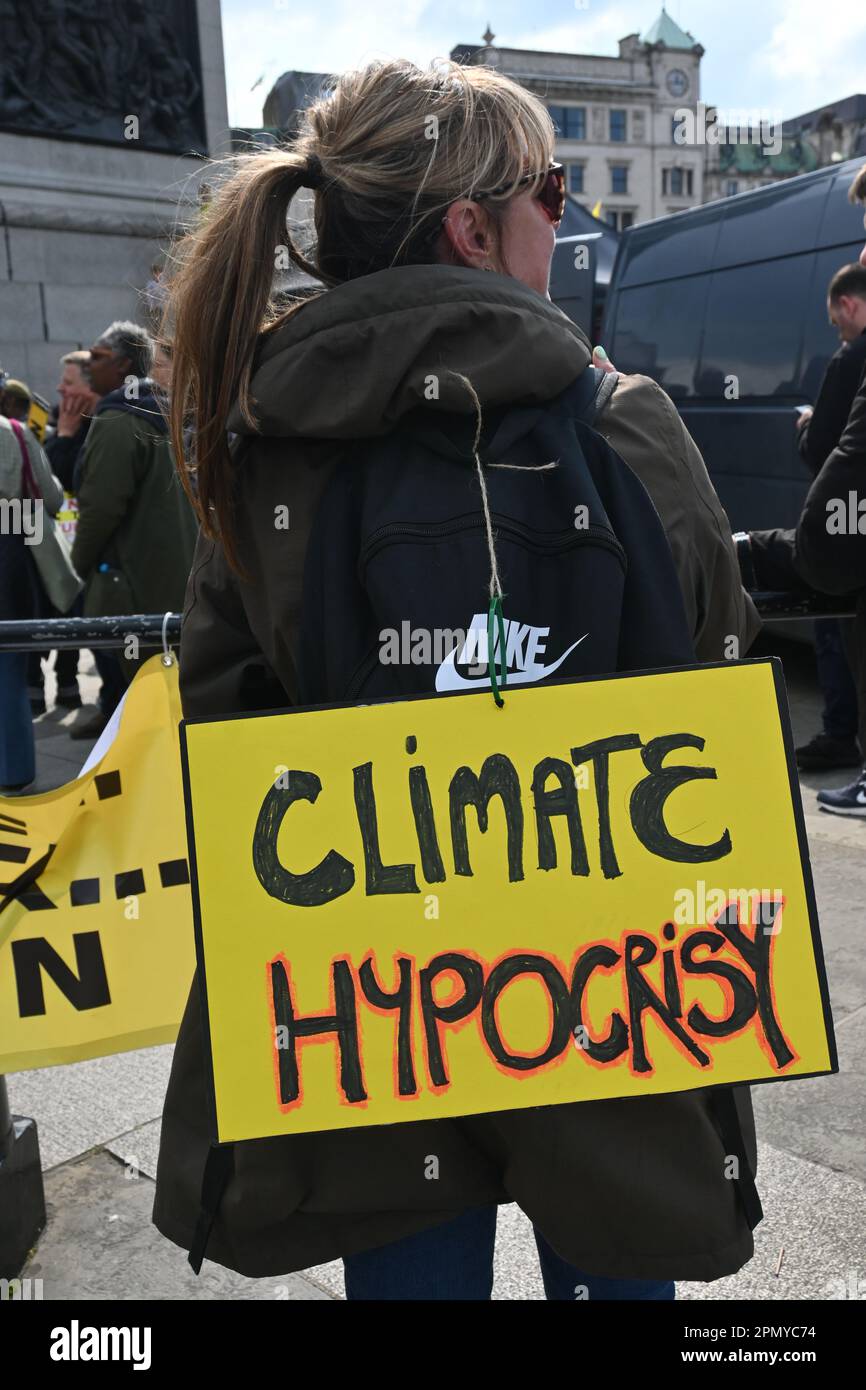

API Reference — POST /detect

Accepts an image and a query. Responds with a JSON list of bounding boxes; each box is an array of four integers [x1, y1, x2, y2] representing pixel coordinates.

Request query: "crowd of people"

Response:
[[0, 314, 195, 792], [747, 231, 866, 815]]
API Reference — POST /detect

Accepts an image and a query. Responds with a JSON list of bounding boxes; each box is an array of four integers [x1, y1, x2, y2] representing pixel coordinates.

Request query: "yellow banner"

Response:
[[0, 656, 195, 1071], [182, 659, 836, 1144]]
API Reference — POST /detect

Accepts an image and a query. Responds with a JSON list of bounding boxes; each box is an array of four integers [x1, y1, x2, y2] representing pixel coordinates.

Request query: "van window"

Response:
[[817, 169, 866, 249], [697, 256, 809, 397], [607, 279, 706, 397], [617, 207, 720, 286], [714, 176, 828, 268]]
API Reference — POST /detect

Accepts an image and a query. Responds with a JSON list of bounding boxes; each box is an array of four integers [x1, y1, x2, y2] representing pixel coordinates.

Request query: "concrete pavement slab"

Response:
[[7, 1045, 173, 1171], [807, 842, 866, 1023], [105, 1119, 162, 1181], [753, 1003, 866, 1186], [19, 1149, 333, 1301]]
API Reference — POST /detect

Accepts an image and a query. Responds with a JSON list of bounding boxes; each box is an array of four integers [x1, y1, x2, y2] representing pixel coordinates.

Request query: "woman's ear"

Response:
[[440, 201, 496, 270]]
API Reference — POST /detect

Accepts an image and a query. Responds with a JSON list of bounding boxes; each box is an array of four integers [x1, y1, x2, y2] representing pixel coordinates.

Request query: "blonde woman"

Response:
[[154, 58, 759, 1300]]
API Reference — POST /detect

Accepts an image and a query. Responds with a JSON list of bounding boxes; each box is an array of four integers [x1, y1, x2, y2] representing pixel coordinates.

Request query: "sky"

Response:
[[221, 0, 866, 129]]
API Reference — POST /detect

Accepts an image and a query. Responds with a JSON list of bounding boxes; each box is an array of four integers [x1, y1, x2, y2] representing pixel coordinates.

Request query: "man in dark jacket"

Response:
[[70, 320, 197, 739], [798, 263, 866, 474], [750, 163, 866, 814], [793, 262, 866, 772]]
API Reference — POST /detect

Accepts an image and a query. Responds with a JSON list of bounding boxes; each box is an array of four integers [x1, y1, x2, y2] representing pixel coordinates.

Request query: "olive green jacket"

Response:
[[72, 403, 197, 617]]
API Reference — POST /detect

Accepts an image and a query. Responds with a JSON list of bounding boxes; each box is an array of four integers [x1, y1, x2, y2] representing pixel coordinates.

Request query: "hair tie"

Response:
[[303, 153, 324, 189]]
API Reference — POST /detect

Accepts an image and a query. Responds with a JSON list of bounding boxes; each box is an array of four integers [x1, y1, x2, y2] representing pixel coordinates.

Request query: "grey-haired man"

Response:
[[70, 320, 196, 739]]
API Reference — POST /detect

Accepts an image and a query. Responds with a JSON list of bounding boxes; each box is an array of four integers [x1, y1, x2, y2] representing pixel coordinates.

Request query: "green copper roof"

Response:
[[719, 137, 819, 176], [642, 7, 697, 49]]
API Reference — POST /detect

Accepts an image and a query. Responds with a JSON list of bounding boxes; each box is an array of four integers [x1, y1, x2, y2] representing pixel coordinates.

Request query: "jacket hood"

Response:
[[95, 379, 168, 432], [228, 265, 592, 442]]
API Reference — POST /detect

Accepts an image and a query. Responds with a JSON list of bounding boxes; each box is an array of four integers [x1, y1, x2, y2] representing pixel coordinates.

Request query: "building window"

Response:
[[567, 164, 585, 194], [548, 105, 586, 140], [725, 179, 739, 196], [610, 109, 627, 142], [610, 165, 629, 195], [605, 209, 635, 232], [663, 167, 694, 197]]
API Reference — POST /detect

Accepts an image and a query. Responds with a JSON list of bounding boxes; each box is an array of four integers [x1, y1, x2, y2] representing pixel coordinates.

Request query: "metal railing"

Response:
[[0, 613, 182, 653], [750, 591, 857, 621]]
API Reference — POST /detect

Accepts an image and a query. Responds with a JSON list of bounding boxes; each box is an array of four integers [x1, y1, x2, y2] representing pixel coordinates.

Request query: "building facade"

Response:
[[783, 95, 866, 168], [702, 135, 819, 203], [452, 10, 706, 230]]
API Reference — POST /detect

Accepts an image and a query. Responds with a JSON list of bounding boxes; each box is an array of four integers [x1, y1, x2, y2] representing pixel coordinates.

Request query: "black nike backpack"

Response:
[[295, 366, 695, 704]]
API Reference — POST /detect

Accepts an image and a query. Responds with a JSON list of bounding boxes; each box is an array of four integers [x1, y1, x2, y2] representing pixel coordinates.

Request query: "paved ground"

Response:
[[6, 639, 866, 1300]]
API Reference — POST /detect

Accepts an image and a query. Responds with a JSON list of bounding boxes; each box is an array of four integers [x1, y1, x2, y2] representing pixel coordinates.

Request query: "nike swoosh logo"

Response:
[[435, 635, 588, 692]]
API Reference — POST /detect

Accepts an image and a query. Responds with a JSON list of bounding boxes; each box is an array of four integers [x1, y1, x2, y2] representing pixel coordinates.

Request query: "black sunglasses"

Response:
[[474, 162, 566, 226]]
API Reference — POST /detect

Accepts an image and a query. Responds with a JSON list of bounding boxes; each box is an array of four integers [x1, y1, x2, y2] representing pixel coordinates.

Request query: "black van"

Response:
[[599, 158, 865, 531]]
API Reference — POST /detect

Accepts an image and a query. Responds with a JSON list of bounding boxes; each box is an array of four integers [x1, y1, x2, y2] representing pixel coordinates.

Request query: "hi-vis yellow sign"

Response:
[[181, 659, 836, 1144], [0, 656, 195, 1072]]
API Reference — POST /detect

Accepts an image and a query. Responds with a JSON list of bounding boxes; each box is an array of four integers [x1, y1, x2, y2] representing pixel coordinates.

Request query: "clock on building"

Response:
[[666, 68, 689, 98]]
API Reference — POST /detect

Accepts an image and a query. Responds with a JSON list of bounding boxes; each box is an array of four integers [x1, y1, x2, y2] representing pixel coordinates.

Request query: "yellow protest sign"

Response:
[[182, 659, 836, 1144], [56, 492, 78, 546], [0, 655, 195, 1071]]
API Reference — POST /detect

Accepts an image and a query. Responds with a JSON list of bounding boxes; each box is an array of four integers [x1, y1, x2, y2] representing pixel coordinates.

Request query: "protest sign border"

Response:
[[178, 656, 838, 1146]]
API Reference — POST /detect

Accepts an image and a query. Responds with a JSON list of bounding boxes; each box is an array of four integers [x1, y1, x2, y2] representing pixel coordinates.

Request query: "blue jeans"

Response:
[[343, 1205, 675, 1301], [93, 649, 128, 716], [814, 618, 858, 742]]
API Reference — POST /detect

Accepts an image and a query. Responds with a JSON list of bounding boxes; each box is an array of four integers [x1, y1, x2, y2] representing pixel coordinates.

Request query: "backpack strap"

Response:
[[568, 364, 620, 427]]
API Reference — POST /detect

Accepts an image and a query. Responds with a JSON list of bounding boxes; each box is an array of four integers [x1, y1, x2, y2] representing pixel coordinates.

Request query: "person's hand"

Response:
[[57, 390, 93, 437], [795, 406, 813, 433], [592, 345, 616, 374]]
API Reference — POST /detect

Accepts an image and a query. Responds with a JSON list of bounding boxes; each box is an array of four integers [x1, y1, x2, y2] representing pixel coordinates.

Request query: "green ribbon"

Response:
[[487, 595, 507, 708]]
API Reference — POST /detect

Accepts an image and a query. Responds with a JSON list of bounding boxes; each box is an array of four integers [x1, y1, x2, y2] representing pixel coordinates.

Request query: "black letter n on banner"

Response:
[[11, 932, 111, 1016]]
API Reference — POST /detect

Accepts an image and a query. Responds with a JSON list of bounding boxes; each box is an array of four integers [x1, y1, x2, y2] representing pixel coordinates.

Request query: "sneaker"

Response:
[[796, 733, 862, 771], [817, 768, 866, 817], [69, 708, 109, 741]]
